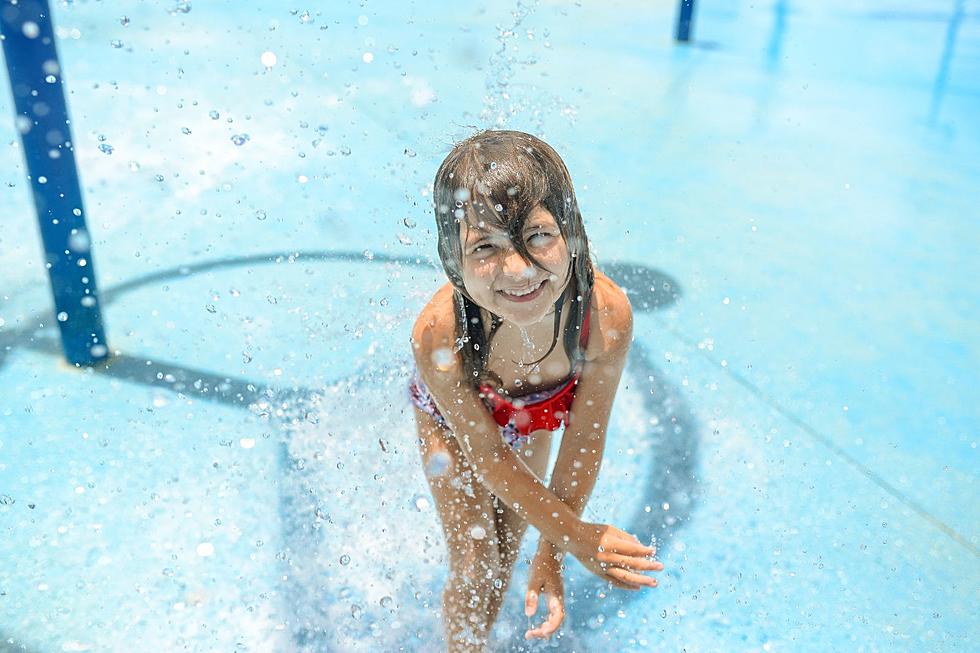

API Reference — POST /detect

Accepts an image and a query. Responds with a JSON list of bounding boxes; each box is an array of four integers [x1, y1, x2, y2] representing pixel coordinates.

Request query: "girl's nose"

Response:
[[502, 249, 535, 279]]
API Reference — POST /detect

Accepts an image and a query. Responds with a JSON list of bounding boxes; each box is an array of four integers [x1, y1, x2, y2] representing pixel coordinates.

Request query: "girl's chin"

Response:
[[495, 301, 554, 326]]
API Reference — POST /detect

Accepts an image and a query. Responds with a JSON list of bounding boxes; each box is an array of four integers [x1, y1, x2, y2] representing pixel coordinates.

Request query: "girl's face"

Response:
[[459, 204, 571, 327]]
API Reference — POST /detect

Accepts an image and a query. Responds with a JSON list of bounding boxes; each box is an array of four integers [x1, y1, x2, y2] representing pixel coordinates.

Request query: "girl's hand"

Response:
[[524, 545, 565, 640], [568, 522, 664, 589]]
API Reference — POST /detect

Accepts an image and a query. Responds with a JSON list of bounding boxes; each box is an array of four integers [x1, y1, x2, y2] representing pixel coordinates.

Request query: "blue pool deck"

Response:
[[0, 1, 978, 651]]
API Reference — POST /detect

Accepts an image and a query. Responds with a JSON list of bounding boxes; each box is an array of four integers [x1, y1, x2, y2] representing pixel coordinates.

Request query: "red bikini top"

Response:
[[478, 307, 591, 436]]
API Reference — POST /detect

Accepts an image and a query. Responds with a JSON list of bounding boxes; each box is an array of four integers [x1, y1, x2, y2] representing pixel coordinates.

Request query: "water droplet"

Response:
[[110, 40, 124, 49], [231, 133, 250, 146], [69, 230, 91, 252], [209, 110, 220, 120], [413, 494, 430, 511], [397, 234, 412, 246], [380, 596, 393, 609], [339, 554, 351, 566], [431, 347, 453, 371], [98, 143, 114, 155], [489, 161, 497, 170], [340, 146, 351, 156], [206, 304, 217, 313], [469, 525, 486, 540], [403, 217, 417, 228], [255, 210, 267, 221], [196, 542, 214, 557], [425, 451, 451, 477], [0, 495, 14, 506], [350, 604, 363, 620], [22, 22, 40, 39], [260, 51, 277, 68], [403, 148, 417, 158], [120, 16, 130, 26], [57, 311, 68, 322]]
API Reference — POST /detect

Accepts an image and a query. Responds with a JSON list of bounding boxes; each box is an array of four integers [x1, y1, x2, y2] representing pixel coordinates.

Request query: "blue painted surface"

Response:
[[0, 1, 977, 651], [0, 0, 107, 365]]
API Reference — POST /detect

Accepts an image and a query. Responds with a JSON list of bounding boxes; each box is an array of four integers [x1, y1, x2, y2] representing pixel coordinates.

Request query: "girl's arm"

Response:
[[413, 344, 585, 548], [549, 296, 632, 517], [533, 293, 648, 580]]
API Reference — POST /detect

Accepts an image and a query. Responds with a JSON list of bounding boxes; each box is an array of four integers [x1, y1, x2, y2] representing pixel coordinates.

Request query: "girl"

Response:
[[409, 130, 663, 651]]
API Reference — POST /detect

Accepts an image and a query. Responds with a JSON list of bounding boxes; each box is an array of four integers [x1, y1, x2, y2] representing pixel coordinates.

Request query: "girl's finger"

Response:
[[605, 537, 656, 557], [525, 594, 564, 639], [542, 595, 565, 635], [597, 551, 664, 571], [601, 572, 642, 591], [524, 590, 538, 617], [607, 566, 658, 588]]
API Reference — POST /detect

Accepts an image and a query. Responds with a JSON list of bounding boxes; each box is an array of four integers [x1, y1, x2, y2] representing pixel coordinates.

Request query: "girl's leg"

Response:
[[415, 407, 511, 653], [483, 433, 553, 626]]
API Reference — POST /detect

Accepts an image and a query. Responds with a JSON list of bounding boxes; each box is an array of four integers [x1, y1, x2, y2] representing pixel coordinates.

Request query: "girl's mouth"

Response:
[[497, 279, 547, 303]]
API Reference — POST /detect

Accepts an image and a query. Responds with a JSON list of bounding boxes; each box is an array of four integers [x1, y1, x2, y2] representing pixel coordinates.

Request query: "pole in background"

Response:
[[676, 0, 696, 43], [1, 0, 108, 366]]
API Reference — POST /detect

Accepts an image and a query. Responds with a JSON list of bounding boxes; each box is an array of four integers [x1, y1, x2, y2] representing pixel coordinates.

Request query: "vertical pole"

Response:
[[676, 0, 696, 43], [0, 0, 108, 366]]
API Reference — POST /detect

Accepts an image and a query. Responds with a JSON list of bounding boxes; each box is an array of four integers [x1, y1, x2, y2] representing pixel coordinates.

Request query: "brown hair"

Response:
[[431, 130, 594, 394]]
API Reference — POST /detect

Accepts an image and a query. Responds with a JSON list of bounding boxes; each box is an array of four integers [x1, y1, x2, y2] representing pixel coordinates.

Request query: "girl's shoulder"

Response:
[[585, 269, 633, 362], [409, 283, 462, 376]]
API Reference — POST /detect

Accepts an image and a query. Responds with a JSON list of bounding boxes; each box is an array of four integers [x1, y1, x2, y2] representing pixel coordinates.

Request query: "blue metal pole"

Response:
[[676, 0, 696, 43], [1, 0, 108, 366]]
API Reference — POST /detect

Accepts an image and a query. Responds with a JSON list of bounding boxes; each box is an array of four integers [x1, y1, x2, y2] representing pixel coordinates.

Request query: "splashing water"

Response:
[[519, 326, 534, 358], [479, 0, 578, 130]]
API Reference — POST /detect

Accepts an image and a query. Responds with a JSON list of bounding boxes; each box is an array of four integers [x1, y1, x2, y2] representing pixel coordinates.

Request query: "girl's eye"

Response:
[[472, 243, 494, 254], [527, 232, 555, 246]]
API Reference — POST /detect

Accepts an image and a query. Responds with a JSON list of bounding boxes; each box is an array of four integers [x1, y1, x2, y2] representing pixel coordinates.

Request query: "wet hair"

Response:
[[432, 129, 595, 394]]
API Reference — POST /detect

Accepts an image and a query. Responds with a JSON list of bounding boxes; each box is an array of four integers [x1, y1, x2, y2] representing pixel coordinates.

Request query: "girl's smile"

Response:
[[497, 278, 549, 302]]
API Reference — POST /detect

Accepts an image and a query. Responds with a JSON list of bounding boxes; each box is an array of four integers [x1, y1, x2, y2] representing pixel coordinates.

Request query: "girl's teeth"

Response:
[[505, 281, 542, 296]]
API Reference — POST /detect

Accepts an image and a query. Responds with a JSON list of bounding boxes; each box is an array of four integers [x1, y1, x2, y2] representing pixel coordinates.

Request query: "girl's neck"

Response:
[[481, 302, 570, 358]]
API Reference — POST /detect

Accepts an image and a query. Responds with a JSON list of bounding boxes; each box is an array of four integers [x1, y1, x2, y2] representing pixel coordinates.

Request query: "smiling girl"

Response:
[[408, 130, 662, 651]]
